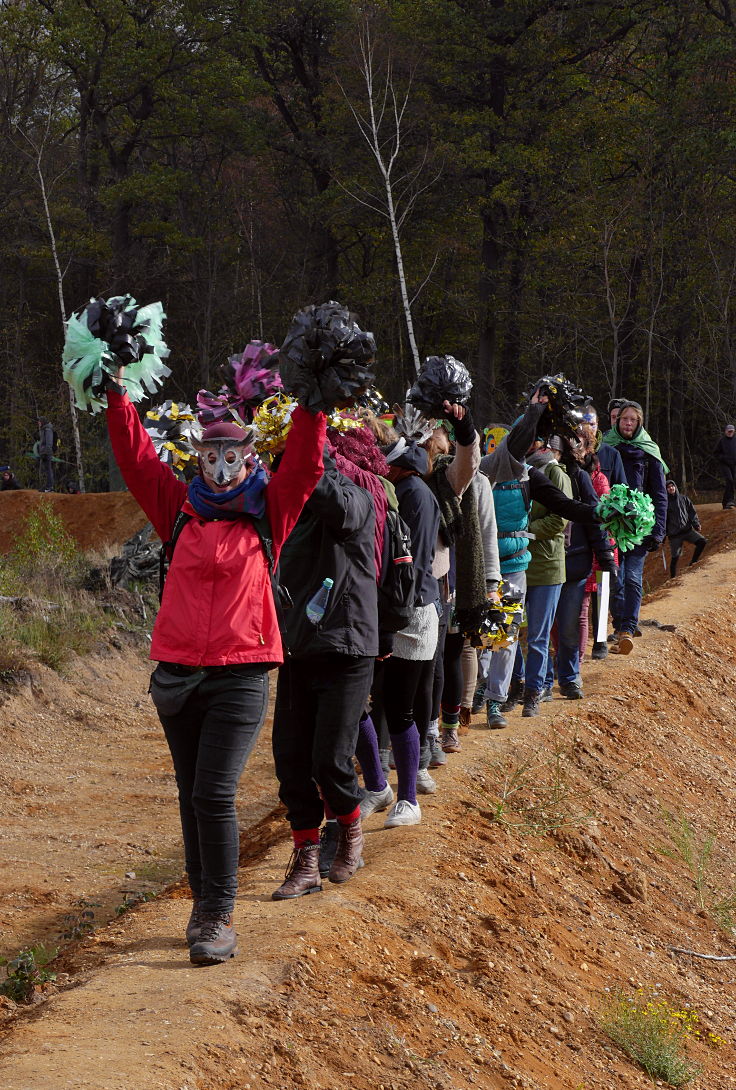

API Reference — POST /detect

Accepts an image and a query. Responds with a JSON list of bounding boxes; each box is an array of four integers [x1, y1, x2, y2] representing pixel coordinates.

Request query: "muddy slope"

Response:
[[1, 546, 736, 1087]]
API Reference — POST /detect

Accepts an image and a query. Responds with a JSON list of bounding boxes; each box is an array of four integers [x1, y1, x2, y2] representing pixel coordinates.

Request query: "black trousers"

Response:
[[722, 465, 736, 508], [157, 666, 269, 914], [272, 653, 373, 831], [669, 529, 707, 577], [381, 654, 435, 743]]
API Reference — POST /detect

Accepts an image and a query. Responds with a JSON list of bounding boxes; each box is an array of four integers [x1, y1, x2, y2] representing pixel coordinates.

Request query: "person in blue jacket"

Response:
[[603, 401, 668, 654]]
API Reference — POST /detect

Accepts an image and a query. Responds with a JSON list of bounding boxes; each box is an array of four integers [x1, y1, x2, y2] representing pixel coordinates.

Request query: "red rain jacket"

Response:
[[106, 390, 325, 666]]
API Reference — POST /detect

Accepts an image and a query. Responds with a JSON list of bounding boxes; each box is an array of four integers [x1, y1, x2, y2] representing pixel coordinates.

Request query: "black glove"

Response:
[[451, 408, 476, 447], [642, 534, 661, 552], [596, 550, 618, 578]]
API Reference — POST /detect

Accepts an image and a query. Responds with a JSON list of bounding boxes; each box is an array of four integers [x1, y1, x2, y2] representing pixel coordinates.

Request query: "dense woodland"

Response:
[[1, 0, 735, 491]]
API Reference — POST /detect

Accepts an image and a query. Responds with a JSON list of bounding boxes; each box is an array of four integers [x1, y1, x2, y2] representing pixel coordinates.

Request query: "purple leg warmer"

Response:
[[389, 723, 420, 806], [356, 714, 387, 793]]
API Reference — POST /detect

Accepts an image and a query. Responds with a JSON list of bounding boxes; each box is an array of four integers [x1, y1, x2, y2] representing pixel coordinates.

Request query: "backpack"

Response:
[[377, 502, 416, 634]]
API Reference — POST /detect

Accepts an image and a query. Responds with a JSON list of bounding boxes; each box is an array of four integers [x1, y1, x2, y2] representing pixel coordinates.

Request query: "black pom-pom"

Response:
[[279, 301, 376, 414], [407, 355, 473, 416], [524, 374, 587, 441]]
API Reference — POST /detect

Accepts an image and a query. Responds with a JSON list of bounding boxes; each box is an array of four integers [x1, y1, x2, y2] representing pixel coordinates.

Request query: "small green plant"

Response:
[[483, 735, 595, 837], [659, 808, 736, 933], [0, 502, 82, 596], [600, 991, 701, 1085], [59, 898, 100, 941], [115, 891, 156, 916], [0, 944, 57, 1003]]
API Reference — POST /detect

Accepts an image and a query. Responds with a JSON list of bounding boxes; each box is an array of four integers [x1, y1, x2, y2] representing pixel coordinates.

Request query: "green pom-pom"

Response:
[[596, 484, 655, 552]]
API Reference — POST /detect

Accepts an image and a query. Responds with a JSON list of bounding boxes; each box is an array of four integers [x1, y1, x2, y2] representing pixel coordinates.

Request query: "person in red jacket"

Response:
[[105, 370, 325, 965]]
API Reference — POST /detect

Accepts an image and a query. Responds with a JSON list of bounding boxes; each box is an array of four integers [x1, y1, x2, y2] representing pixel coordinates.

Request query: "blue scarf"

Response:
[[187, 463, 268, 520]]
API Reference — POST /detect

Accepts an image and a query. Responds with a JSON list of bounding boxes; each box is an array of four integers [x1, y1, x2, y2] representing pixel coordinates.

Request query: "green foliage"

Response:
[[659, 808, 736, 934], [600, 990, 701, 1085], [59, 899, 99, 942], [0, 944, 57, 1004], [0, 502, 82, 596]]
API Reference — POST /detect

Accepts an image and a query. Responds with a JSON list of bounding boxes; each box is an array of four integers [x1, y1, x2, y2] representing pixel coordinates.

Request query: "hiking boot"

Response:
[[416, 768, 437, 794], [359, 783, 394, 821], [384, 800, 422, 828], [185, 899, 204, 947], [328, 818, 364, 884], [379, 748, 391, 776], [428, 735, 447, 767], [318, 821, 339, 877], [485, 701, 507, 729], [613, 633, 634, 655], [591, 640, 609, 659], [272, 844, 322, 900], [521, 688, 542, 718], [607, 631, 620, 643], [541, 686, 553, 702], [471, 685, 486, 714], [189, 912, 237, 965], [458, 707, 471, 735], [501, 677, 524, 713], [441, 727, 461, 753], [559, 682, 583, 700]]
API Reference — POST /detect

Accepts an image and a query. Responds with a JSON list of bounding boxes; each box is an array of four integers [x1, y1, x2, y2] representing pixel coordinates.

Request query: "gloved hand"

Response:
[[641, 534, 662, 552], [597, 551, 619, 579], [443, 404, 476, 446]]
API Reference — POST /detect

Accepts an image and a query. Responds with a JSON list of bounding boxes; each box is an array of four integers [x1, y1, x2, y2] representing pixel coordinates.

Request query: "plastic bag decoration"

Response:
[[357, 386, 390, 416], [197, 340, 281, 427], [407, 355, 473, 417], [145, 401, 197, 471], [525, 374, 587, 441], [252, 393, 298, 453], [393, 400, 435, 444], [63, 295, 171, 413], [596, 484, 655, 552], [471, 582, 525, 650], [278, 301, 376, 414]]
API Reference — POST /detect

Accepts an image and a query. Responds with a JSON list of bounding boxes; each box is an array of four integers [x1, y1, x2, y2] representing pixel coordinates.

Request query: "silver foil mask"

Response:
[[195, 440, 252, 487]]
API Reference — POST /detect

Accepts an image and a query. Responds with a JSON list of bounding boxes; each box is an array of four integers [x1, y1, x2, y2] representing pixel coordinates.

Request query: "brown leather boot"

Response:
[[272, 844, 322, 900], [328, 817, 364, 884], [185, 899, 204, 947], [189, 912, 237, 965], [458, 706, 471, 735]]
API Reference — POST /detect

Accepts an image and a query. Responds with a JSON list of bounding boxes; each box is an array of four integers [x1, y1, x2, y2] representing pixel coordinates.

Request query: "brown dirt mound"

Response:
[[0, 490, 149, 554], [644, 501, 736, 595], [2, 548, 736, 1087]]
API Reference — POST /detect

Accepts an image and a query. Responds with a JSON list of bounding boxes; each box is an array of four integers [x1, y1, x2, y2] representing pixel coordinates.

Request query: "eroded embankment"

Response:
[[2, 548, 736, 1089]]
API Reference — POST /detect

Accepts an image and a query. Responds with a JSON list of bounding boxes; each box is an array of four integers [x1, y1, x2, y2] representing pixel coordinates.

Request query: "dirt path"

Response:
[[1, 522, 736, 1086]]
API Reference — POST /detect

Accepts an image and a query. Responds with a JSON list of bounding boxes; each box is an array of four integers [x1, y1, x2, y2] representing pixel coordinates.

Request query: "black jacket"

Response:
[[563, 464, 616, 581], [714, 435, 736, 467], [666, 485, 700, 538], [277, 452, 378, 658], [384, 440, 440, 608]]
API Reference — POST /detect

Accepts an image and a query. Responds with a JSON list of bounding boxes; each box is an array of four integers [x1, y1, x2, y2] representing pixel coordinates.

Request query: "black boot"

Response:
[[189, 912, 238, 965], [185, 899, 204, 947], [501, 677, 524, 713], [521, 688, 542, 718]]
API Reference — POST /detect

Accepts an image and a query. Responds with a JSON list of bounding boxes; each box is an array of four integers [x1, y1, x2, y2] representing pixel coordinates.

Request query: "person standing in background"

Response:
[[713, 423, 736, 509], [37, 418, 55, 492]]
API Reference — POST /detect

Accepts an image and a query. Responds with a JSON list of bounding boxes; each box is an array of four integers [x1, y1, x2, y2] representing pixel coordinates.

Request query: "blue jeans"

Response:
[[158, 666, 269, 913], [610, 547, 646, 636], [554, 577, 588, 687], [521, 583, 562, 693], [484, 572, 527, 703]]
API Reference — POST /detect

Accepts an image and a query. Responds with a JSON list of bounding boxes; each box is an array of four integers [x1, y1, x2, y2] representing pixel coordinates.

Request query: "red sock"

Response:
[[292, 828, 320, 849], [336, 806, 360, 826]]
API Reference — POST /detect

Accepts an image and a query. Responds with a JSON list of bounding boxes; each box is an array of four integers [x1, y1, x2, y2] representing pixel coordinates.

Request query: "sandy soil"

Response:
[[1, 499, 736, 1089]]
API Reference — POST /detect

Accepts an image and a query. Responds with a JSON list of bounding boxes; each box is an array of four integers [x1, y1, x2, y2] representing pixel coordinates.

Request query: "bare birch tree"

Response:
[[337, 24, 440, 376]]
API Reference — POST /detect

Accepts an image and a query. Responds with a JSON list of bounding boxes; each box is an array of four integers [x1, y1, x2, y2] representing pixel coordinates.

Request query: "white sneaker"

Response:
[[416, 769, 437, 795], [384, 800, 422, 828], [359, 783, 394, 820]]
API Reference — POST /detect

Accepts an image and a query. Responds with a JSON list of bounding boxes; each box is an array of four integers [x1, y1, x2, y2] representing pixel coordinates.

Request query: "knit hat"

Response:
[[607, 398, 625, 414], [547, 435, 564, 452]]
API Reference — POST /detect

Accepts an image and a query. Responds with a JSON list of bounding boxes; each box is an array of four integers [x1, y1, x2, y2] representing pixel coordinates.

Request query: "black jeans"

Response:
[[272, 653, 373, 831], [382, 654, 435, 744], [157, 666, 269, 914], [669, 529, 706, 577], [723, 465, 736, 507]]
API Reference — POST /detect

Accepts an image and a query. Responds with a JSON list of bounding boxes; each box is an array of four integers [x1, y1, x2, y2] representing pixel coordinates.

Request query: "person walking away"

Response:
[[713, 423, 736, 509], [106, 371, 325, 964], [666, 481, 707, 577], [37, 418, 55, 492], [270, 447, 378, 897]]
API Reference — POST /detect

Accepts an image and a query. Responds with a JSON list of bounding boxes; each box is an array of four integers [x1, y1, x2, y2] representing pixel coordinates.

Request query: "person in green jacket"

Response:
[[513, 436, 572, 717]]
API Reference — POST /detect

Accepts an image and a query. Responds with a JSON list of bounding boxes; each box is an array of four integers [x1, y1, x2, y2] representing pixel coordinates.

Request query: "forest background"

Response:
[[1, 0, 735, 491]]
